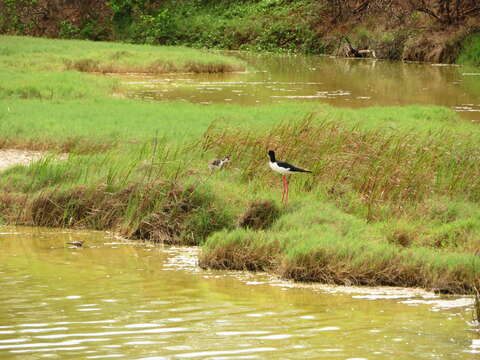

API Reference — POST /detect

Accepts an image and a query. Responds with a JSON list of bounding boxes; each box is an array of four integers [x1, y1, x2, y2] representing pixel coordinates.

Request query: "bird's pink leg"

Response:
[[282, 176, 288, 204], [285, 177, 289, 205]]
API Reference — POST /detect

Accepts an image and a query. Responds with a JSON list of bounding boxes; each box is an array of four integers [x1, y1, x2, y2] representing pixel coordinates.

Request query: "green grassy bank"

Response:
[[1, 36, 479, 293], [0, 35, 245, 74]]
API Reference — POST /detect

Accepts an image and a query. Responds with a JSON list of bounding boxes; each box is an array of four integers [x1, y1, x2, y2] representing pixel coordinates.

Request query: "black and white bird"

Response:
[[268, 150, 311, 204], [208, 156, 230, 171]]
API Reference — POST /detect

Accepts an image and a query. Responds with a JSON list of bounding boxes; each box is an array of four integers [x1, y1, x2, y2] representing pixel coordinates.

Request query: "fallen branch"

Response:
[[358, 49, 377, 58], [462, 6, 480, 17], [415, 7, 442, 22]]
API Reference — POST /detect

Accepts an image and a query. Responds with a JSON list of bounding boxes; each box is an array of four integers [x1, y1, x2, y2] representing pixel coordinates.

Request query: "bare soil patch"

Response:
[[0, 149, 46, 171]]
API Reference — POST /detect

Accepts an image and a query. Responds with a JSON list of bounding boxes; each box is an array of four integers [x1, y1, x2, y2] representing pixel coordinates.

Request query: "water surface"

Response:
[[0, 227, 478, 359], [123, 53, 480, 122]]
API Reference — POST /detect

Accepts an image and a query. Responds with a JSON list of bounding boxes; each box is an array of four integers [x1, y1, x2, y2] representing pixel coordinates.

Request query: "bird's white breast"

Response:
[[269, 161, 289, 174]]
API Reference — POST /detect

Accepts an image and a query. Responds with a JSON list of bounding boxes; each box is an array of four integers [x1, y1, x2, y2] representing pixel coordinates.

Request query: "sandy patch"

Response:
[[0, 149, 50, 171]]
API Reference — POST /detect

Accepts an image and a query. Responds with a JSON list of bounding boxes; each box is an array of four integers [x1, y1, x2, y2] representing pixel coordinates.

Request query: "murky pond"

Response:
[[123, 52, 480, 122], [1, 227, 478, 359]]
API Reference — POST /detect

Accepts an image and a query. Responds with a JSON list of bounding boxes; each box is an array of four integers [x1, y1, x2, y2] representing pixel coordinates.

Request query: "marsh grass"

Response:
[[0, 69, 120, 101], [202, 117, 480, 219], [0, 99, 317, 149], [238, 200, 281, 230], [0, 142, 232, 245], [198, 115, 480, 293], [2, 103, 479, 291], [200, 198, 480, 293], [0, 36, 246, 74], [199, 229, 279, 271], [1, 35, 479, 293], [1, 103, 479, 291], [2, 111, 480, 291]]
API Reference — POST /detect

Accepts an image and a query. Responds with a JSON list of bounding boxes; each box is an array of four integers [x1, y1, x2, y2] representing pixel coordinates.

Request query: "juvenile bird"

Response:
[[208, 156, 230, 170]]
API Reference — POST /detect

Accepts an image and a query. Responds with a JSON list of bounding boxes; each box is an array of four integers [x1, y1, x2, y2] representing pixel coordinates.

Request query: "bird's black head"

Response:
[[267, 150, 276, 162]]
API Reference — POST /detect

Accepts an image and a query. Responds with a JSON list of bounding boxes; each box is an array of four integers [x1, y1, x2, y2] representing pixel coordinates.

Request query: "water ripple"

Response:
[[175, 347, 278, 358], [36, 327, 187, 339]]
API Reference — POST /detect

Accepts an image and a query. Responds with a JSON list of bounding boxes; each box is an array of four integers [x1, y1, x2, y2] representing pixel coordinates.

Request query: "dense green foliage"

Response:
[[457, 33, 480, 66], [115, 0, 325, 53]]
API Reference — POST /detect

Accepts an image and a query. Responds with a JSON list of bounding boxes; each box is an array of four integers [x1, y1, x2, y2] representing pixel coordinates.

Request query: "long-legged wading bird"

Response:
[[268, 150, 311, 204]]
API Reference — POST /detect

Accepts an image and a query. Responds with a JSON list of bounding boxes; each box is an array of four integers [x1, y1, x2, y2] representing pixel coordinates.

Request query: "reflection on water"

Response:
[[0, 227, 478, 359], [121, 52, 480, 122]]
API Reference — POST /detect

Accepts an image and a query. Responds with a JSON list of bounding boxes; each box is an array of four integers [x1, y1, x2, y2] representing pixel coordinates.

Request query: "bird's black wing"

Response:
[[277, 161, 311, 173]]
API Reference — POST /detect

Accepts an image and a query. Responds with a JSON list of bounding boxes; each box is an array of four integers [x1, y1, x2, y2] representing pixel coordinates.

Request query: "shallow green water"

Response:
[[123, 53, 480, 122], [0, 227, 478, 359]]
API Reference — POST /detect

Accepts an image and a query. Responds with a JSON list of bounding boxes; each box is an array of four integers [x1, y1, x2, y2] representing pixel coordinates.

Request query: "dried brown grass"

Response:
[[0, 137, 114, 154], [64, 58, 242, 74], [401, 25, 474, 63], [199, 236, 279, 271], [27, 185, 129, 229], [6, 179, 228, 245], [238, 200, 280, 230], [127, 184, 223, 245], [278, 251, 476, 293]]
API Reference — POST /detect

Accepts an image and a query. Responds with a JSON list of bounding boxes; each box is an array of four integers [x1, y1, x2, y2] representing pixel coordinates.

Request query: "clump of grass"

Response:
[[20, 179, 230, 245], [239, 200, 280, 230], [199, 229, 279, 271], [385, 221, 418, 248], [63, 57, 241, 74], [126, 183, 232, 245], [28, 184, 126, 229], [65, 58, 101, 73], [280, 244, 478, 293]]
